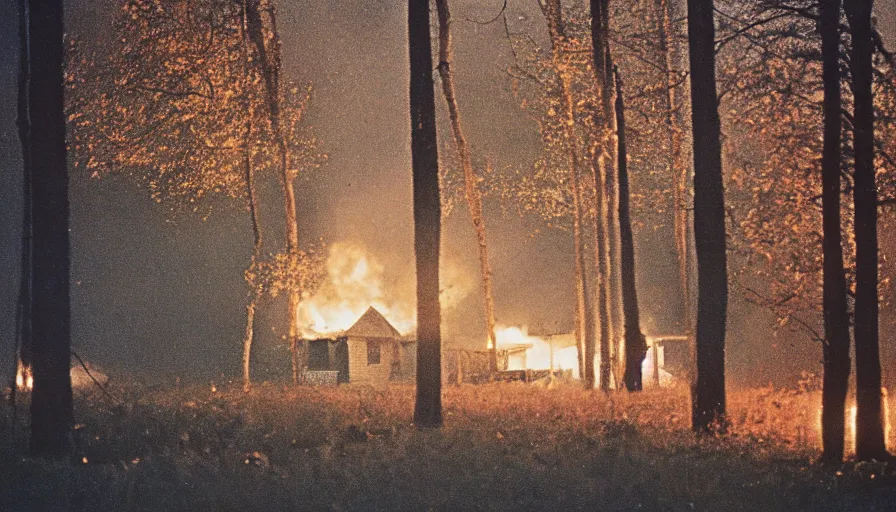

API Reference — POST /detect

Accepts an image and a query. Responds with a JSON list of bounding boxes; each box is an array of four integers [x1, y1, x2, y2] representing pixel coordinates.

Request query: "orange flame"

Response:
[[296, 242, 414, 336], [296, 242, 471, 338], [15, 363, 33, 391], [493, 326, 579, 377], [818, 389, 892, 455]]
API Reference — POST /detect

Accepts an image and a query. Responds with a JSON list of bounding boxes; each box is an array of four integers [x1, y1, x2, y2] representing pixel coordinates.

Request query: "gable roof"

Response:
[[344, 306, 402, 339]]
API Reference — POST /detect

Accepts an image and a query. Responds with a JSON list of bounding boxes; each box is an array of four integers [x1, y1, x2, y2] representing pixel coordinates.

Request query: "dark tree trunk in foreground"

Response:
[[246, 0, 303, 383], [14, 0, 33, 405], [686, 0, 727, 432], [845, 0, 889, 461], [615, 68, 647, 392], [28, 0, 74, 458], [819, 0, 851, 463], [410, 0, 443, 428], [435, 0, 499, 374]]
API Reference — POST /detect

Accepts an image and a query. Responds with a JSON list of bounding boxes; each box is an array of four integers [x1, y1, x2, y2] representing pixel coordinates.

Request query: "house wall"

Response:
[[347, 336, 396, 385], [507, 351, 527, 371]]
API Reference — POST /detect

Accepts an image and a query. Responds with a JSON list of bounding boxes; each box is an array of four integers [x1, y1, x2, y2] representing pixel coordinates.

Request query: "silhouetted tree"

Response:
[[27, 0, 74, 457], [687, 0, 728, 432], [845, 0, 889, 462], [819, 0, 851, 464], [410, 0, 443, 428], [13, 0, 33, 407], [614, 67, 647, 391]]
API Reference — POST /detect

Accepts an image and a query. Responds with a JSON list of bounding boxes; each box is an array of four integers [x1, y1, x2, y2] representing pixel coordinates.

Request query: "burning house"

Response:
[[304, 306, 415, 385], [443, 328, 691, 387]]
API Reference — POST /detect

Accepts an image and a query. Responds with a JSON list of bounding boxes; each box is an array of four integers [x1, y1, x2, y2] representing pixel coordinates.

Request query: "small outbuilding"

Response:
[[304, 307, 415, 385]]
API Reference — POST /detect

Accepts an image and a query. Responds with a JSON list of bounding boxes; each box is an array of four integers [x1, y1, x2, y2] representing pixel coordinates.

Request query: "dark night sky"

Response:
[[1, 1, 895, 386]]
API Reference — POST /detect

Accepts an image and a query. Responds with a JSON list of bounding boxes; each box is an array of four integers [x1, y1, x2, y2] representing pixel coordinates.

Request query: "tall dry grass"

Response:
[[1, 381, 894, 510]]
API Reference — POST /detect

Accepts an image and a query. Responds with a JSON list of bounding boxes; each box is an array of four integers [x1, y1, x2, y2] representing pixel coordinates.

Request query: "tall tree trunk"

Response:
[[656, 0, 691, 341], [14, 0, 33, 409], [240, 0, 263, 392], [595, 155, 611, 391], [434, 0, 499, 373], [600, 2, 624, 386], [845, 0, 889, 461], [28, 0, 74, 458], [615, 68, 647, 392], [543, 0, 598, 389], [589, 0, 614, 391], [575, 263, 586, 381], [246, 0, 303, 384], [603, 45, 621, 391], [686, 0, 728, 433], [819, 0, 851, 463], [410, 0, 443, 429], [240, 152, 262, 391]]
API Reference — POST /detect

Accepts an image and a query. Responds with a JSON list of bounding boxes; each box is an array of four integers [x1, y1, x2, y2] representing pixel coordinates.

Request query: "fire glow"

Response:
[[297, 242, 414, 337], [296, 242, 472, 338], [816, 390, 893, 455], [15, 364, 33, 391], [494, 326, 579, 376]]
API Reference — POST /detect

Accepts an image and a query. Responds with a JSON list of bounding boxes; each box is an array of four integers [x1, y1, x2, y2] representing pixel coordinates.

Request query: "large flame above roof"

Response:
[[296, 242, 414, 337]]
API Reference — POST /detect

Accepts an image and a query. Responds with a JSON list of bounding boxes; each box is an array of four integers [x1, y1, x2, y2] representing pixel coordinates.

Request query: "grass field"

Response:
[[1, 381, 895, 511]]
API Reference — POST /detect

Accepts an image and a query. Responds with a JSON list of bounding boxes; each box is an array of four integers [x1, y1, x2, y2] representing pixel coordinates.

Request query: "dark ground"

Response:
[[2, 382, 896, 511]]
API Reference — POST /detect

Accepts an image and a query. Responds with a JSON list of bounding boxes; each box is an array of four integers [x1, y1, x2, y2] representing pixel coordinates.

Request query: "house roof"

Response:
[[344, 306, 402, 339]]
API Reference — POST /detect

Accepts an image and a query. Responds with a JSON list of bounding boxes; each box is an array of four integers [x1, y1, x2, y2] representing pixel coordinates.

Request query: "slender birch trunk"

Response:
[[434, 0, 499, 373], [246, 0, 303, 384], [542, 0, 597, 389], [656, 0, 691, 341], [240, 0, 264, 392]]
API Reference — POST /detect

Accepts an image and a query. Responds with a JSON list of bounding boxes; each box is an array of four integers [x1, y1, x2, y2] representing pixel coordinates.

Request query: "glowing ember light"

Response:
[[15, 364, 33, 391], [884, 388, 893, 451], [824, 391, 892, 455], [814, 391, 893, 455]]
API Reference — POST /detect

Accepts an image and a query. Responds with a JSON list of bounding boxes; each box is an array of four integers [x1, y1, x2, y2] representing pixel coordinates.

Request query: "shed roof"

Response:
[[344, 306, 402, 339]]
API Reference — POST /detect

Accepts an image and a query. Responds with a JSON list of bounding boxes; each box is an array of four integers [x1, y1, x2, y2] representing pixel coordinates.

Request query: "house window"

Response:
[[367, 340, 381, 365]]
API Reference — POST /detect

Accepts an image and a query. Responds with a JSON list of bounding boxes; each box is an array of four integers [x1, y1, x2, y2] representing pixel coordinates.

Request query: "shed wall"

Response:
[[347, 337, 395, 384]]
